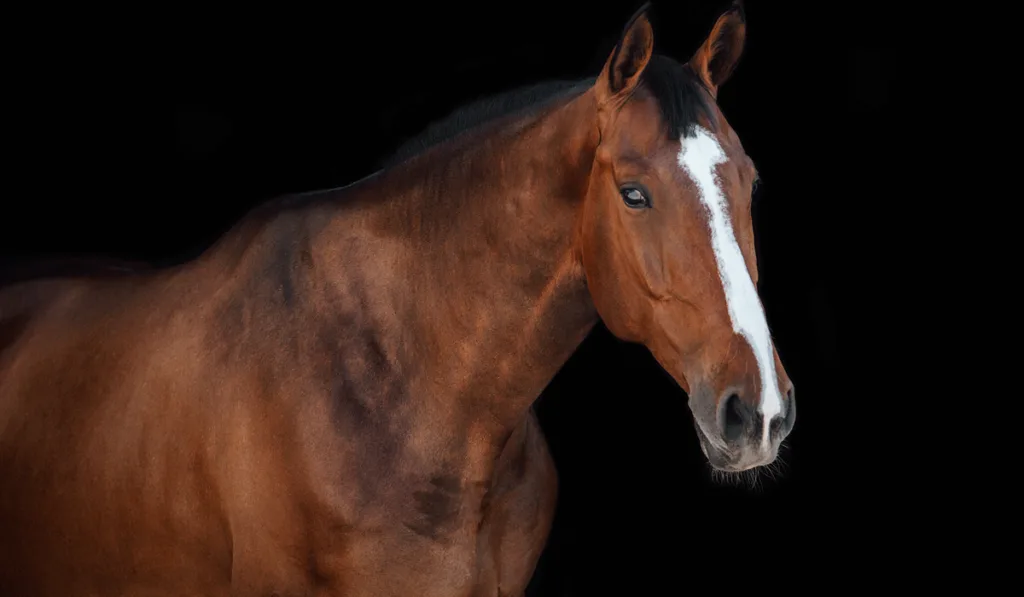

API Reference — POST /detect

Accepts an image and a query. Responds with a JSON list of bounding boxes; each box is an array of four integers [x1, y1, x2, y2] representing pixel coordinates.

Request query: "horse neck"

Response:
[[346, 88, 603, 433]]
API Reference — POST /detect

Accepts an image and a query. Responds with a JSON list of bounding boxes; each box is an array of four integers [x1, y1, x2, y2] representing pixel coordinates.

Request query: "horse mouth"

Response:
[[692, 419, 721, 461], [691, 419, 736, 471]]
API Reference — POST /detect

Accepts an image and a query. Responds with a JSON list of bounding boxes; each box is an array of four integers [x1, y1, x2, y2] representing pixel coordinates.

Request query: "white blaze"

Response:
[[676, 125, 782, 448]]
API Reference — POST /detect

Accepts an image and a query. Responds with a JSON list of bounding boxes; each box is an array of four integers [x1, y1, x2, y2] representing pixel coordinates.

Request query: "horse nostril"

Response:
[[722, 393, 745, 442], [781, 388, 797, 435]]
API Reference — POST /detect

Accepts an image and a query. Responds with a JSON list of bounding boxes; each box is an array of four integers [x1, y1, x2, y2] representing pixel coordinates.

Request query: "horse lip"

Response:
[[692, 419, 736, 470], [691, 419, 713, 459]]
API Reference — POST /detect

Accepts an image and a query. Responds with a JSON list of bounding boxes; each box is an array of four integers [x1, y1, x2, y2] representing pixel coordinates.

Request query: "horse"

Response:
[[0, 2, 795, 595]]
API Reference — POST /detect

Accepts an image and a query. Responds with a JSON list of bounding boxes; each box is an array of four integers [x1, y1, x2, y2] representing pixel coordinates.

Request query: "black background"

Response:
[[2, 0, 948, 592]]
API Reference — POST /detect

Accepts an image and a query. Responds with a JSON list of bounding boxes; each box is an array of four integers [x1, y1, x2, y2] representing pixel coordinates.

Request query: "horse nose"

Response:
[[719, 386, 795, 445]]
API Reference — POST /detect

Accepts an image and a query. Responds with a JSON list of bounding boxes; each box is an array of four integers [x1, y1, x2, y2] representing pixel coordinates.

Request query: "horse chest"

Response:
[[273, 475, 489, 596], [264, 415, 554, 596]]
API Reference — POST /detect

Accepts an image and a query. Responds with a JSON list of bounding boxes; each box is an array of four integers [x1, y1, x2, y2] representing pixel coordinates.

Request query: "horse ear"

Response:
[[688, 1, 746, 98], [596, 3, 655, 107]]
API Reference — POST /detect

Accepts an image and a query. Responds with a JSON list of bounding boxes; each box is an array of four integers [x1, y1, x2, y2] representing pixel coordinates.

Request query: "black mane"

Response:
[[640, 54, 714, 140], [380, 79, 593, 170], [0, 255, 153, 288], [1, 61, 713, 290], [380, 54, 712, 169]]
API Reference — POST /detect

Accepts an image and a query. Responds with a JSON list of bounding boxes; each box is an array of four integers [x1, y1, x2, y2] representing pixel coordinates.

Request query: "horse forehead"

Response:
[[675, 127, 732, 184]]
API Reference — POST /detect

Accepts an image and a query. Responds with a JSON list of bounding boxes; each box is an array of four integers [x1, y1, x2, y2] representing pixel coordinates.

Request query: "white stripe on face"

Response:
[[676, 125, 782, 449]]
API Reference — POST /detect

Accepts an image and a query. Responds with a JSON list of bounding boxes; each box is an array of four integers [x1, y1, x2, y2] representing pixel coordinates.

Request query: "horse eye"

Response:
[[620, 186, 650, 209]]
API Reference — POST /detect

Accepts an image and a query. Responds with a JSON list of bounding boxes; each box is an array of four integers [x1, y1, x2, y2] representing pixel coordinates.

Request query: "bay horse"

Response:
[[0, 2, 795, 595]]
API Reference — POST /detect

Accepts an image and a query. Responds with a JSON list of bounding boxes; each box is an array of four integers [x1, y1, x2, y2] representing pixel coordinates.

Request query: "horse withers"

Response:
[[0, 2, 794, 595]]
